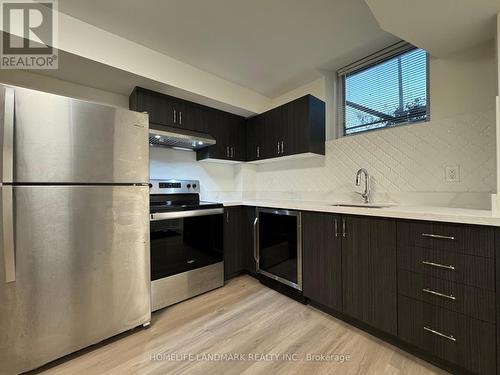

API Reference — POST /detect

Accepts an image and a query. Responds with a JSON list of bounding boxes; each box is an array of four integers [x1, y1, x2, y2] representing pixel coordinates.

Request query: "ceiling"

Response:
[[27, 50, 257, 116], [58, 0, 398, 98], [367, 0, 500, 57]]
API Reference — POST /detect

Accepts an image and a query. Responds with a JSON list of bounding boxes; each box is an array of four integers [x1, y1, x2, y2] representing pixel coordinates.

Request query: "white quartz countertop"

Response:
[[221, 200, 500, 227]]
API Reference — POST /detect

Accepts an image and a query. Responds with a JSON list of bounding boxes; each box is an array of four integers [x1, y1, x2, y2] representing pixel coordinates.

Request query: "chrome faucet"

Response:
[[355, 168, 370, 204]]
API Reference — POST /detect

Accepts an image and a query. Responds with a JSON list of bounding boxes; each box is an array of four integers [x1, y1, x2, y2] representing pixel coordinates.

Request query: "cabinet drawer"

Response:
[[398, 246, 494, 290], [398, 270, 495, 323], [398, 295, 496, 375], [397, 221, 494, 258]]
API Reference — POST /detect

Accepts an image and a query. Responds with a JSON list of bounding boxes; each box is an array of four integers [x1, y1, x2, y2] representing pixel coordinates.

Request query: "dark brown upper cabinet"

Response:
[[130, 87, 205, 132], [196, 110, 246, 162], [130, 88, 325, 163], [246, 95, 325, 162], [130, 87, 246, 162]]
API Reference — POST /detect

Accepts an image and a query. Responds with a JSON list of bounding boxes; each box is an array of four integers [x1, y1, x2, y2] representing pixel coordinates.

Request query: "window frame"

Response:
[[337, 42, 430, 137]]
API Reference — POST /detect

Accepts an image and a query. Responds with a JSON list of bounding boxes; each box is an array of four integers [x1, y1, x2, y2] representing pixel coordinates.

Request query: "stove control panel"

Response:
[[150, 179, 200, 195]]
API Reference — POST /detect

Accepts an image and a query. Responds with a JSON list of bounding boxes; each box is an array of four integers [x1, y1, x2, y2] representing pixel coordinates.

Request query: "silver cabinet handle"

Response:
[[256, 146, 260, 158], [179, 111, 182, 125], [231, 147, 234, 158], [253, 217, 259, 267], [173, 109, 176, 124], [422, 260, 455, 271], [2, 186, 15, 283], [422, 233, 455, 240], [2, 86, 14, 183], [422, 288, 456, 300], [226, 146, 230, 158], [280, 141, 284, 154], [342, 218, 346, 238], [334, 218, 338, 237], [226, 210, 229, 224], [424, 326, 456, 342]]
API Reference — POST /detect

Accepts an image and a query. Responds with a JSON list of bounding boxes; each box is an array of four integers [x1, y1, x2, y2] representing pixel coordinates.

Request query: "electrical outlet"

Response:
[[445, 165, 460, 182]]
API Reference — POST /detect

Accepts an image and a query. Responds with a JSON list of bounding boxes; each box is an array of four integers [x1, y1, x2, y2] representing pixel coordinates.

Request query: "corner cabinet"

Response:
[[223, 206, 257, 280], [196, 111, 246, 162], [246, 95, 325, 162]]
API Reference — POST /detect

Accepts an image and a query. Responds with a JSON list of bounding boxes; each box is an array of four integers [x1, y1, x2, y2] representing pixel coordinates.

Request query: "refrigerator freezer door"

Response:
[[0, 186, 150, 374], [9, 85, 149, 184]]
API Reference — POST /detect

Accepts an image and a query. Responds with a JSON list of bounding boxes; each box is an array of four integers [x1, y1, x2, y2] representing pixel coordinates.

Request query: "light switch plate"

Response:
[[445, 165, 460, 182]]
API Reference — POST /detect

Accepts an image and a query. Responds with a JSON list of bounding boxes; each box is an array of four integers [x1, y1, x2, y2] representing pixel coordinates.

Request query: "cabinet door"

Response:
[[224, 207, 245, 279], [302, 212, 342, 311], [226, 113, 246, 161], [342, 215, 397, 335], [174, 100, 204, 132], [283, 96, 308, 155], [224, 206, 256, 279], [132, 88, 175, 126], [205, 110, 231, 160], [246, 115, 265, 161], [262, 107, 282, 159]]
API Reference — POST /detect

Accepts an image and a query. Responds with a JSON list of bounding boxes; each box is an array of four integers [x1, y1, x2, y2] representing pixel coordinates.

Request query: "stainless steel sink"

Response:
[[331, 203, 394, 209]]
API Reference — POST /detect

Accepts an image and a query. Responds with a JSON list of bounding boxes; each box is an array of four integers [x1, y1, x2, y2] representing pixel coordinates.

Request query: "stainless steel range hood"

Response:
[[149, 126, 216, 150]]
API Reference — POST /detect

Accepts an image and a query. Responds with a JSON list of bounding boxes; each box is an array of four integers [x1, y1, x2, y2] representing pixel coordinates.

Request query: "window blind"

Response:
[[338, 42, 429, 135]]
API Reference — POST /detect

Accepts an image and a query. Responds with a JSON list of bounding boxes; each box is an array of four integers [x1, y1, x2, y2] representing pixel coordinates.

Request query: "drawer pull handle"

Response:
[[422, 260, 455, 271], [422, 288, 456, 300], [424, 326, 456, 342], [422, 233, 455, 240]]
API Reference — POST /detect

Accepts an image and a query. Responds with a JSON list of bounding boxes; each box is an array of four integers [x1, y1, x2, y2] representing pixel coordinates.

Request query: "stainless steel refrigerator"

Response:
[[0, 85, 151, 374]]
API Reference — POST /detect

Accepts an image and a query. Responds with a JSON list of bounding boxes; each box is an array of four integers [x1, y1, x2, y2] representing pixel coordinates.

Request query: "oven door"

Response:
[[255, 208, 302, 290], [150, 209, 224, 281]]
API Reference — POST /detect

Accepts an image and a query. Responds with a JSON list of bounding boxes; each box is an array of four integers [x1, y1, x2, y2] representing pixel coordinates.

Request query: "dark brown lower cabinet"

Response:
[[399, 295, 496, 375], [224, 207, 244, 280], [302, 212, 342, 311], [398, 269, 496, 323], [302, 213, 397, 335], [341, 215, 397, 335], [223, 206, 256, 280]]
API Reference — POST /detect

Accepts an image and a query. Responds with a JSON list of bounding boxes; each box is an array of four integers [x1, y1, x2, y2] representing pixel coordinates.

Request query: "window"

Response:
[[338, 43, 429, 135]]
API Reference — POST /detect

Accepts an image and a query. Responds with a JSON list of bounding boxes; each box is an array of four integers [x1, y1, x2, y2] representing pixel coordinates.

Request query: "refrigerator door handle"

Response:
[[3, 185, 15, 282], [2, 86, 14, 183]]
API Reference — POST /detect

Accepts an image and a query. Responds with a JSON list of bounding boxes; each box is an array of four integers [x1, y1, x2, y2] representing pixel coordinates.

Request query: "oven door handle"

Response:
[[150, 208, 224, 221], [253, 216, 259, 269]]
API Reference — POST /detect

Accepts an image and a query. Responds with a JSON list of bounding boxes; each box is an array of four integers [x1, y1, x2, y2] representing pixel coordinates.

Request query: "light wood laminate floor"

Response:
[[35, 275, 449, 375]]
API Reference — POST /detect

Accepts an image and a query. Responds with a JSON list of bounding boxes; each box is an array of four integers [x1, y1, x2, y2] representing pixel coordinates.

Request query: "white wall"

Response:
[[430, 42, 497, 120], [497, 13, 500, 94], [150, 147, 241, 201]]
